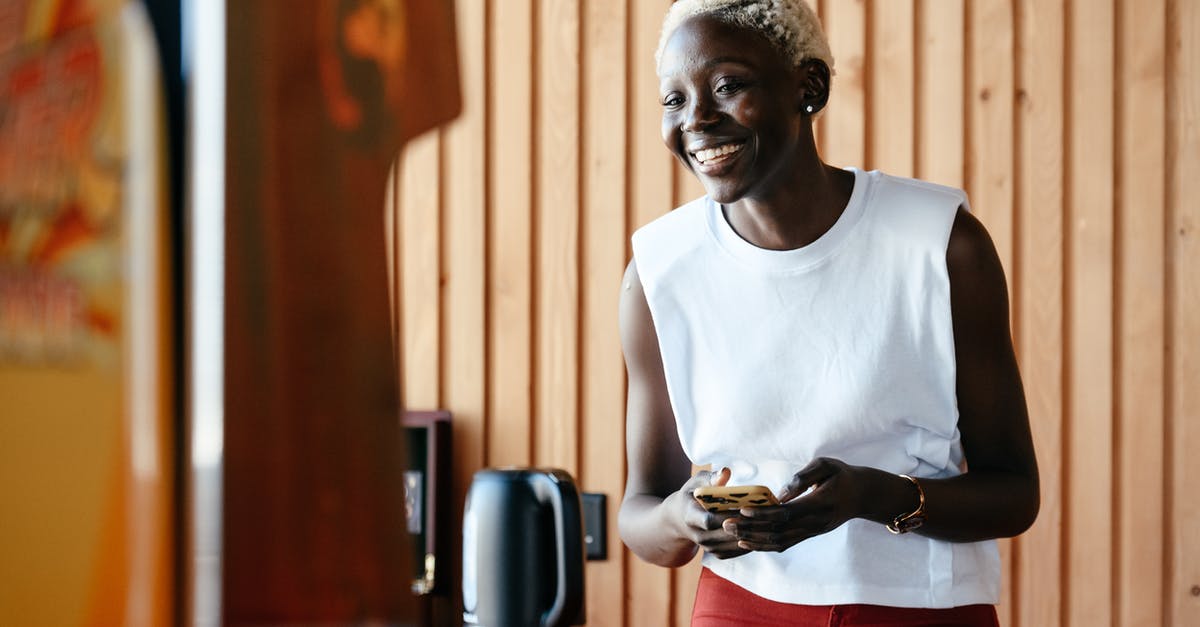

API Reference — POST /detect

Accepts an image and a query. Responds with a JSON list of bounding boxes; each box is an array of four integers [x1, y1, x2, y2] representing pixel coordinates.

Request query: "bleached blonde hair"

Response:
[[655, 0, 834, 73]]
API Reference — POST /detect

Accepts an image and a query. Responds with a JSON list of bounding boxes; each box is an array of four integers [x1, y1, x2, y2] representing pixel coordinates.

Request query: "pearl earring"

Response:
[[805, 104, 815, 114]]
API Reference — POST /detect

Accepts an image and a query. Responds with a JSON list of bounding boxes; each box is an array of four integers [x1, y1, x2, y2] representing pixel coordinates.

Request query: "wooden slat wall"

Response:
[[388, 1, 1200, 624], [1014, 0, 1065, 624], [1168, 0, 1200, 625]]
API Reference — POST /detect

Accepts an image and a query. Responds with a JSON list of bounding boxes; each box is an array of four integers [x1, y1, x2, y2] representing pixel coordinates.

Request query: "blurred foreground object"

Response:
[[0, 0, 173, 625], [220, 0, 460, 623], [0, 0, 460, 623]]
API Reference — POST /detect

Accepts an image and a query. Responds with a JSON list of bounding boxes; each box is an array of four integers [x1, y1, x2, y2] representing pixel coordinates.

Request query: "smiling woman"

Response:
[[617, 1, 1039, 625], [654, 13, 845, 245], [383, 0, 1197, 623], [659, 19, 789, 201]]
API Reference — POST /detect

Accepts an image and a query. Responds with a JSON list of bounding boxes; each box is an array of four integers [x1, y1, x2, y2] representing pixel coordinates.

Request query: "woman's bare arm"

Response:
[[617, 259, 744, 566]]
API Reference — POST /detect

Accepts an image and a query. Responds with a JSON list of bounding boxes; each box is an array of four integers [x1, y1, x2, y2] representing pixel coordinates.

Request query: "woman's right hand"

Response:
[[673, 467, 748, 560]]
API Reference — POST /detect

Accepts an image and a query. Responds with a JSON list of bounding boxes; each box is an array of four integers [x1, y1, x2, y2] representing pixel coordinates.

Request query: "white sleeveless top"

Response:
[[631, 168, 1000, 608]]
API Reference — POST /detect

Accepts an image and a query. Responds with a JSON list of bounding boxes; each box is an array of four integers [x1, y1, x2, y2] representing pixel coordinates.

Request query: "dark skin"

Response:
[[617, 15, 1039, 568]]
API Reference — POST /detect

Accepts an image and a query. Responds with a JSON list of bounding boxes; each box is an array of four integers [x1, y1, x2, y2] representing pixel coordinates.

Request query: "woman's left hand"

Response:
[[722, 457, 874, 552]]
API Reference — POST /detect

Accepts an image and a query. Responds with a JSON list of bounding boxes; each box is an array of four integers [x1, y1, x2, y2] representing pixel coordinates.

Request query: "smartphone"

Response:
[[693, 485, 780, 512]]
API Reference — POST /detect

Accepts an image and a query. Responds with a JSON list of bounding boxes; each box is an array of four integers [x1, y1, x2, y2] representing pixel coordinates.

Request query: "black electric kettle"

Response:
[[462, 468, 586, 627]]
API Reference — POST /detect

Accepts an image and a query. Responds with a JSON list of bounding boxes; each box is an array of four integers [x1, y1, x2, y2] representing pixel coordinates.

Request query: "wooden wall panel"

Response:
[[486, 0, 534, 467], [442, 0, 487, 473], [916, 0, 964, 188], [967, 0, 1015, 279], [386, 1, 1200, 624], [534, 0, 581, 473], [1015, 1, 1065, 625], [1065, 1, 1115, 625], [399, 134, 442, 410], [819, 0, 866, 166], [868, 0, 915, 175], [441, 0, 487, 621], [1116, 0, 1167, 625], [1167, 1, 1200, 624], [580, 1, 628, 623]]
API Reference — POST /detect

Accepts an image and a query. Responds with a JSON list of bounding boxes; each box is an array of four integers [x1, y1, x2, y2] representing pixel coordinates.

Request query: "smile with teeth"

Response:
[[692, 142, 745, 165]]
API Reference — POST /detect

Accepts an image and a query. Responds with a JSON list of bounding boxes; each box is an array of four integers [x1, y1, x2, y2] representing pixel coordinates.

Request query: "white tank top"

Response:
[[631, 168, 1000, 608]]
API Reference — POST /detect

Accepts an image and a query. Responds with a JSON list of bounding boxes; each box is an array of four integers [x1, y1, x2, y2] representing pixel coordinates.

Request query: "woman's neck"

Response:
[[723, 150, 855, 251]]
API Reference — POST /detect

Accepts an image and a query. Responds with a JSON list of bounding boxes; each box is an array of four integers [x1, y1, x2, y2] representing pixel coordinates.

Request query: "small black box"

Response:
[[581, 492, 607, 561]]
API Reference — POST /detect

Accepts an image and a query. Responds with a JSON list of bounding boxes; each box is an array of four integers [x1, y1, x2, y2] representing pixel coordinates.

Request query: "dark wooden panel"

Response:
[[222, 1, 459, 622]]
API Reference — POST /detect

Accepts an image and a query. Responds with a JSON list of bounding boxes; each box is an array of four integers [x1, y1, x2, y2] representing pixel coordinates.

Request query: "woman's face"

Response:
[[658, 15, 803, 204]]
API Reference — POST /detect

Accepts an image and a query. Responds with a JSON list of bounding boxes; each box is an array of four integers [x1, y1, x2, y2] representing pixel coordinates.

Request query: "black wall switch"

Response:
[[582, 492, 607, 561]]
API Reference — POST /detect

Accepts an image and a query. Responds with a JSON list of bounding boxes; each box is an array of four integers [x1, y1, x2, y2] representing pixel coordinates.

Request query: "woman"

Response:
[[617, 1, 1039, 625]]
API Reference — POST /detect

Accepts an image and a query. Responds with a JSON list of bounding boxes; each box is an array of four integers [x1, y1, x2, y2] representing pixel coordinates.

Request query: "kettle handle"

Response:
[[533, 471, 585, 627]]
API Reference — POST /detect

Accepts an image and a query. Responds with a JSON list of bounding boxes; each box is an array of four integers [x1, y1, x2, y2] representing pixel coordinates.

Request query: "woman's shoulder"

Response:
[[869, 170, 968, 211], [630, 195, 713, 291], [631, 196, 710, 253], [856, 169, 968, 249], [633, 195, 709, 236]]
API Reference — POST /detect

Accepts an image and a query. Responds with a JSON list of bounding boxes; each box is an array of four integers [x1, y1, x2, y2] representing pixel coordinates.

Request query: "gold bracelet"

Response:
[[886, 474, 926, 534]]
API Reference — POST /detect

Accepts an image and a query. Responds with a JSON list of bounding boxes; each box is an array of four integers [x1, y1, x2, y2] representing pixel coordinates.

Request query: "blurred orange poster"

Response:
[[0, 1, 172, 625], [0, 0, 129, 366]]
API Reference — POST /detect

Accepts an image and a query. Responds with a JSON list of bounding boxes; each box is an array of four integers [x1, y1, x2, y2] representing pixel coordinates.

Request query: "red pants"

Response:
[[691, 568, 1000, 627]]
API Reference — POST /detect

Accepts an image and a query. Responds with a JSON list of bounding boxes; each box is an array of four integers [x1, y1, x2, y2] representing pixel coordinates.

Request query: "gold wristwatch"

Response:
[[886, 474, 926, 534]]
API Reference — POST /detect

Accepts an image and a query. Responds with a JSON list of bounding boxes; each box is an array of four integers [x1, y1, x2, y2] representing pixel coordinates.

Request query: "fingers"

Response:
[[708, 545, 750, 560], [721, 516, 823, 553], [732, 533, 808, 553], [721, 489, 836, 553], [680, 467, 731, 526], [685, 506, 738, 534], [695, 523, 748, 559], [680, 486, 738, 541], [676, 468, 753, 558], [685, 462, 851, 555], [777, 457, 839, 502], [680, 469, 729, 526], [684, 509, 746, 558], [681, 466, 730, 495]]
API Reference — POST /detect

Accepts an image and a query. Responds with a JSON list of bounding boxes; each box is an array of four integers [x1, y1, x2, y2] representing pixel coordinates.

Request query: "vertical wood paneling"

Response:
[[1015, 0, 1065, 625], [442, 0, 487, 474], [626, 0, 676, 625], [399, 134, 442, 409], [581, 0, 628, 623], [868, 0, 915, 175], [630, 2, 676, 233], [1116, 0, 1167, 625], [1065, 1, 1115, 625], [821, 0, 867, 167], [1167, 0, 1200, 623], [534, 0, 581, 473], [385, 2, 1200, 624], [916, 0, 964, 188], [967, 0, 1015, 276], [442, 1, 488, 621], [487, 0, 534, 466]]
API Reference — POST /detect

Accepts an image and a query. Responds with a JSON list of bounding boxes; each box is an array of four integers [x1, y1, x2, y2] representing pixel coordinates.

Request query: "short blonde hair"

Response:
[[655, 0, 834, 73]]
